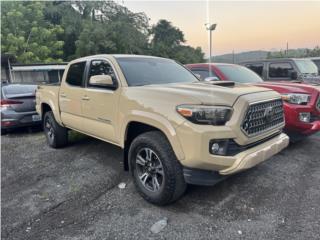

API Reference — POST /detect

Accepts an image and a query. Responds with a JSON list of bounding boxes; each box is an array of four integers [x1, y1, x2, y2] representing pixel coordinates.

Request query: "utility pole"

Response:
[[205, 23, 217, 64]]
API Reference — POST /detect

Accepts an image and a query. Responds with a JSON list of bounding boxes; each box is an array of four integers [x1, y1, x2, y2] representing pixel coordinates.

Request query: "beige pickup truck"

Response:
[[36, 55, 289, 205]]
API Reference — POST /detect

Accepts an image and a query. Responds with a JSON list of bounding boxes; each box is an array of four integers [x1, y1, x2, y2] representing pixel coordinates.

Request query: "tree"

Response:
[[174, 46, 205, 64], [150, 19, 204, 63], [1, 1, 64, 63], [75, 1, 150, 56]]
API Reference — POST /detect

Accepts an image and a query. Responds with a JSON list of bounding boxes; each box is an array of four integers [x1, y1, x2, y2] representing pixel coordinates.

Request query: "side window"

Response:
[[66, 62, 86, 87], [246, 63, 264, 77], [269, 62, 293, 78], [87, 60, 117, 88], [192, 69, 218, 80]]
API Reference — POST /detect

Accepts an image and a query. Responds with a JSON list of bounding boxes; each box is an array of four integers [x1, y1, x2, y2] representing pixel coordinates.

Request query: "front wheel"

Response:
[[129, 131, 187, 205], [43, 111, 68, 148]]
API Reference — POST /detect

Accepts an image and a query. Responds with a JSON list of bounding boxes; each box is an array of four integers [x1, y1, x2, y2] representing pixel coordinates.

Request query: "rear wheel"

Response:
[[43, 111, 68, 148], [129, 131, 187, 205]]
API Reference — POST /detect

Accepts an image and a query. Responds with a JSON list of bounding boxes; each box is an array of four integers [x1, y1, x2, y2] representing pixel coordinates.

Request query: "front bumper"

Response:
[[219, 133, 289, 175], [284, 103, 320, 136], [176, 115, 289, 174]]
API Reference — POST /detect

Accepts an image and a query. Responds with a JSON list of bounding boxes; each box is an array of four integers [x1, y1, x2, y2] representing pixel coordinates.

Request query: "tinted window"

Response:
[[246, 63, 264, 77], [217, 65, 263, 83], [116, 57, 198, 86], [269, 62, 293, 78], [66, 62, 86, 86], [191, 69, 218, 80], [88, 60, 117, 87]]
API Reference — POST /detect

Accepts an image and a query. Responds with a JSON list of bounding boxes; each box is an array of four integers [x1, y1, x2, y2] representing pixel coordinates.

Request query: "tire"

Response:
[[128, 131, 187, 205], [43, 111, 68, 148]]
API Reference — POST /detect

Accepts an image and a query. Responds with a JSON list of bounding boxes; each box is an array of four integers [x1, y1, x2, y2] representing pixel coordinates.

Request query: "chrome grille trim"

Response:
[[241, 98, 284, 137]]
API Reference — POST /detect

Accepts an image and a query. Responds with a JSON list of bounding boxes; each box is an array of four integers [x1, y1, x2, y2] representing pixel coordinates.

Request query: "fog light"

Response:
[[299, 112, 311, 123], [211, 143, 220, 153], [209, 140, 229, 155]]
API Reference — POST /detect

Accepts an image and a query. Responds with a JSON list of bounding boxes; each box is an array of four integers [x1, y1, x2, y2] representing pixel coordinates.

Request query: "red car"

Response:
[[186, 63, 320, 141]]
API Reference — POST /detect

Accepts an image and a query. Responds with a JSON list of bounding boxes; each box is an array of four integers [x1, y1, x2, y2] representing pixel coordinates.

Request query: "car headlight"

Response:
[[281, 93, 311, 105], [176, 105, 232, 125]]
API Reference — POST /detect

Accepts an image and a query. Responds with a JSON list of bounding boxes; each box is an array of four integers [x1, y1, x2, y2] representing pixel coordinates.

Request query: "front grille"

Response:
[[241, 99, 284, 137]]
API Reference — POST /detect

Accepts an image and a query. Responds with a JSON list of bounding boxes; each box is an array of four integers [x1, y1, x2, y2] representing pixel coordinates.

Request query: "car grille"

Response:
[[241, 99, 284, 137]]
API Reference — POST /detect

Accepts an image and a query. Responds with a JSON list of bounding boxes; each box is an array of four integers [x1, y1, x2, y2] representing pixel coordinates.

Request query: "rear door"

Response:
[[59, 61, 86, 130], [81, 58, 121, 143]]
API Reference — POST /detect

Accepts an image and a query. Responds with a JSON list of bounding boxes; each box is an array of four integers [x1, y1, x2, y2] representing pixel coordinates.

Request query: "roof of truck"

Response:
[[240, 58, 312, 64]]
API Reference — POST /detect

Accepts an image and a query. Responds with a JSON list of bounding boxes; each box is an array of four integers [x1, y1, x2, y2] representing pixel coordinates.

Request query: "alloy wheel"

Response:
[[135, 147, 164, 192]]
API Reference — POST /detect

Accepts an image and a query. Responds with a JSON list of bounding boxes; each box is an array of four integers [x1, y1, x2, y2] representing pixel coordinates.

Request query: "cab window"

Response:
[[269, 62, 293, 78], [66, 62, 86, 87]]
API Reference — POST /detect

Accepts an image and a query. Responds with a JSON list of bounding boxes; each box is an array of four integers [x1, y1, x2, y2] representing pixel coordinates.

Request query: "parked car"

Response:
[[36, 55, 289, 205], [186, 63, 320, 141], [240, 58, 320, 85], [1, 84, 41, 134]]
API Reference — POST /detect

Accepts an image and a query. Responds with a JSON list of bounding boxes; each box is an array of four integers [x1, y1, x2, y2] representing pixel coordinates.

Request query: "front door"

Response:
[[59, 61, 86, 130], [81, 59, 120, 144]]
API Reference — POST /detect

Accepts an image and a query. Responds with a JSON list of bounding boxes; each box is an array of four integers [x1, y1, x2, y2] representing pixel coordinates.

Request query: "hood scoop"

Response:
[[203, 81, 235, 87]]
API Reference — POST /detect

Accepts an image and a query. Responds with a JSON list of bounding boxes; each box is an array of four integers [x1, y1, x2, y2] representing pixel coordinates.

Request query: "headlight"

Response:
[[176, 105, 232, 125], [281, 93, 310, 105]]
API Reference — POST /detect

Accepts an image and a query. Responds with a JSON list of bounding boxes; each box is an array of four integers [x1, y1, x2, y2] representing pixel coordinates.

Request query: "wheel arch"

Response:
[[121, 113, 185, 171]]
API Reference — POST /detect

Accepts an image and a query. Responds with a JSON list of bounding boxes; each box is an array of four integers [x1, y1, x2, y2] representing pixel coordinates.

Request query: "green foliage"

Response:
[[1, 1, 204, 64], [267, 46, 320, 59], [151, 20, 204, 63], [1, 1, 64, 63]]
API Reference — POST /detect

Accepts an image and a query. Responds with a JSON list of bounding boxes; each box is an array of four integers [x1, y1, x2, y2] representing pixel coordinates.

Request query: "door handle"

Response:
[[60, 93, 67, 98], [82, 96, 90, 101]]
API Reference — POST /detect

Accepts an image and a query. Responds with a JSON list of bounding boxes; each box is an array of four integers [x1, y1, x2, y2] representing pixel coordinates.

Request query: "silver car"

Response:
[[1, 84, 41, 134]]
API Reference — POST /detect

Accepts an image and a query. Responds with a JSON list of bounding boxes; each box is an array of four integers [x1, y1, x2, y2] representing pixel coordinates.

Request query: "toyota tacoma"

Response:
[[36, 55, 289, 205]]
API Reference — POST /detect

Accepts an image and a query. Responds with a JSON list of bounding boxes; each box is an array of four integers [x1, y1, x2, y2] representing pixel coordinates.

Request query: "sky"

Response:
[[118, 0, 320, 56]]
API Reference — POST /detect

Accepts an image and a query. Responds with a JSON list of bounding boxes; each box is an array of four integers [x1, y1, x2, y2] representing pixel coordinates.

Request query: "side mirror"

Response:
[[89, 75, 114, 86], [290, 71, 298, 80], [204, 76, 219, 82]]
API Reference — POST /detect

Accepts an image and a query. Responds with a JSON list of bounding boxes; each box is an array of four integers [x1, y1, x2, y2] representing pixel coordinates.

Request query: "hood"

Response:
[[255, 82, 319, 95], [129, 82, 274, 106]]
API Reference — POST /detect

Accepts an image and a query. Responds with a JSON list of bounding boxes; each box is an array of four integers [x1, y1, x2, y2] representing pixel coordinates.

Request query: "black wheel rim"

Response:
[[135, 147, 164, 192], [45, 118, 54, 143]]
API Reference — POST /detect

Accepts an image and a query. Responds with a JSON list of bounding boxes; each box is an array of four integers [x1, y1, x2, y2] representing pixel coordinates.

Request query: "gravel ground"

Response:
[[1, 129, 320, 240]]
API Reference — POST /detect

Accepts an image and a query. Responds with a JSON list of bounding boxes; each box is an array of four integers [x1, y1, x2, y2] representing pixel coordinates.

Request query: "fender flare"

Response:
[[40, 100, 63, 125], [120, 110, 185, 161]]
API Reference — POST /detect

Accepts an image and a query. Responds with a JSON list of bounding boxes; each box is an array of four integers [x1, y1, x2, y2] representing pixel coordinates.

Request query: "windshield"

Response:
[[116, 57, 198, 86], [294, 59, 318, 74], [218, 65, 263, 83]]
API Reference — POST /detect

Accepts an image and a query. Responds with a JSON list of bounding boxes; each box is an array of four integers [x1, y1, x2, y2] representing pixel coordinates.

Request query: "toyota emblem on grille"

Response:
[[264, 106, 275, 123]]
